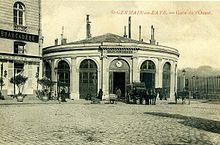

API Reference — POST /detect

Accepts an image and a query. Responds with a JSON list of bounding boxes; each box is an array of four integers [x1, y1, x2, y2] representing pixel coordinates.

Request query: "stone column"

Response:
[[102, 56, 109, 100], [97, 68, 101, 94], [51, 59, 57, 97], [132, 56, 139, 82], [170, 61, 175, 100], [23, 62, 31, 94], [27, 63, 33, 94], [174, 63, 178, 93], [7, 61, 14, 95], [157, 58, 163, 88], [70, 57, 78, 100]]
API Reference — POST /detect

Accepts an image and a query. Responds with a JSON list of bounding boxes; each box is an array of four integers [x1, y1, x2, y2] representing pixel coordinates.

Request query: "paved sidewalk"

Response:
[[0, 97, 220, 145]]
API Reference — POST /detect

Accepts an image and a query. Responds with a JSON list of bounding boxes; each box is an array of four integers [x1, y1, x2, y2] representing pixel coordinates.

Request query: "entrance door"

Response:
[[79, 59, 98, 99], [140, 60, 156, 89], [79, 72, 97, 99], [141, 73, 155, 89], [113, 72, 125, 99], [109, 59, 130, 101], [57, 60, 70, 99]]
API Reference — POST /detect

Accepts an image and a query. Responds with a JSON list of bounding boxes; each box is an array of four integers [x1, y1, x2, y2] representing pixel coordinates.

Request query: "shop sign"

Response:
[[0, 29, 39, 43]]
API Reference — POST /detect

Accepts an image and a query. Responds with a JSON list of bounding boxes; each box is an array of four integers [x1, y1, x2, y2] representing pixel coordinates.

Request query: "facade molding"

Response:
[[42, 33, 179, 101]]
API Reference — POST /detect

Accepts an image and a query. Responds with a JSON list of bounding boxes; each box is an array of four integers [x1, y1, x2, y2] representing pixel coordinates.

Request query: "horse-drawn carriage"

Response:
[[126, 82, 146, 104], [176, 90, 190, 104], [109, 94, 118, 104]]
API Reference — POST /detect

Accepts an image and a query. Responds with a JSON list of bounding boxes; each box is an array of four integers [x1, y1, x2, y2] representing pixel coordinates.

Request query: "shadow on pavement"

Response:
[[144, 112, 220, 134], [201, 99, 220, 104]]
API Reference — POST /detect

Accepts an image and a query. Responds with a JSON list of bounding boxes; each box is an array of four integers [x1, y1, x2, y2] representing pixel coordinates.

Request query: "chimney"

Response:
[[61, 26, 66, 45], [55, 38, 58, 46], [149, 25, 156, 45], [86, 14, 92, 38], [61, 38, 67, 45], [128, 16, 131, 38], [139, 25, 141, 41], [123, 26, 127, 37]]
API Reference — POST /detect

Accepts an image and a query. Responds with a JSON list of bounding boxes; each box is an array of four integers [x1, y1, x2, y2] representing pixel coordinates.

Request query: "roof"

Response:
[[68, 33, 146, 44], [43, 33, 179, 57]]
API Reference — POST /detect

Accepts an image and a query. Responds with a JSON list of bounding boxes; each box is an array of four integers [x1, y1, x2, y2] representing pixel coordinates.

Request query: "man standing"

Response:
[[116, 88, 121, 102], [61, 87, 66, 102], [98, 89, 103, 100]]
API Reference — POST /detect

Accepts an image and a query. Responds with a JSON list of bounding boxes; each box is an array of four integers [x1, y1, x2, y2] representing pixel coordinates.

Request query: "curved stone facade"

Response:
[[43, 33, 179, 101]]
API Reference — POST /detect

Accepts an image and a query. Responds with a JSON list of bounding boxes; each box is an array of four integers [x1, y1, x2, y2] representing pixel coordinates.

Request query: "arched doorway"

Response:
[[79, 59, 98, 99], [57, 60, 70, 98], [109, 59, 130, 100], [140, 60, 156, 89], [163, 62, 171, 98]]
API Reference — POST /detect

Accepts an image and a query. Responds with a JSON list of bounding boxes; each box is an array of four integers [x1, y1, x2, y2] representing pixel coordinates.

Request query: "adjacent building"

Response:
[[43, 16, 179, 101], [0, 0, 42, 96]]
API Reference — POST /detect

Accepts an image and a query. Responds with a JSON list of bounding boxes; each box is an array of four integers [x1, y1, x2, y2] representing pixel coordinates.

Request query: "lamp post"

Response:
[[192, 75, 195, 99], [182, 69, 186, 91], [35, 66, 39, 92], [0, 63, 3, 91], [196, 76, 199, 99], [0, 62, 7, 100], [182, 69, 190, 104]]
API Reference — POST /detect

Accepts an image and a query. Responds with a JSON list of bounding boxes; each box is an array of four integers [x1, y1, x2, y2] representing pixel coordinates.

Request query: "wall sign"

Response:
[[0, 29, 39, 43], [106, 49, 133, 54]]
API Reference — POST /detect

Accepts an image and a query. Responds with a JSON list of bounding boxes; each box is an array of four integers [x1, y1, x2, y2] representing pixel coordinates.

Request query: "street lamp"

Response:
[[35, 66, 39, 92], [0, 62, 7, 100], [192, 75, 195, 99], [195, 76, 199, 99], [182, 69, 190, 104], [182, 69, 186, 91]]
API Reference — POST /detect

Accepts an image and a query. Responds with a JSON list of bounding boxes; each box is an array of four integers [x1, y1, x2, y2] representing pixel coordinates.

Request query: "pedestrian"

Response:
[[156, 91, 160, 104], [98, 89, 103, 100], [116, 88, 121, 102], [164, 89, 167, 100], [148, 89, 153, 105], [152, 89, 157, 105], [133, 87, 137, 104], [175, 91, 178, 104], [139, 89, 145, 105], [57, 90, 61, 103], [61, 87, 66, 102], [145, 89, 150, 105]]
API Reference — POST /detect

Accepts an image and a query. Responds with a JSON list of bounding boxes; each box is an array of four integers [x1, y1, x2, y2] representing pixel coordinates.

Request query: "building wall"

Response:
[[44, 45, 178, 101], [0, 39, 39, 56], [0, 0, 42, 96], [0, 0, 40, 34]]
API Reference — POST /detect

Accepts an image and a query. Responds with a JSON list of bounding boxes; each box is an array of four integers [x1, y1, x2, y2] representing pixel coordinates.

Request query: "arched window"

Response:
[[57, 60, 70, 98], [140, 60, 156, 89], [57, 60, 70, 87], [162, 62, 171, 98], [13, 2, 25, 26], [140, 60, 155, 70], [79, 59, 98, 99]]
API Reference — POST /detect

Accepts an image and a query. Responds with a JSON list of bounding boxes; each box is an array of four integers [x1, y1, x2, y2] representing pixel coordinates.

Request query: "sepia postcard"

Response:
[[0, 0, 219, 145]]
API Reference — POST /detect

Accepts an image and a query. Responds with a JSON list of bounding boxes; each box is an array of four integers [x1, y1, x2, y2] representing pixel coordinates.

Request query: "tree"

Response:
[[10, 74, 28, 95]]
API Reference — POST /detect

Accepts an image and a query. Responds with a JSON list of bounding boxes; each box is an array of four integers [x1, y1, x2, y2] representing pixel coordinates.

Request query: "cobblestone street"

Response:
[[0, 100, 220, 145]]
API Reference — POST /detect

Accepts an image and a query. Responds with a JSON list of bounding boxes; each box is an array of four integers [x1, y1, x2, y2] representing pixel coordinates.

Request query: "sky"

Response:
[[41, 0, 220, 69]]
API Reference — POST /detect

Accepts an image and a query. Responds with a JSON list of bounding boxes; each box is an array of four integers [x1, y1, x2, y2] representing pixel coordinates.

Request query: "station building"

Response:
[[0, 0, 42, 96], [43, 16, 179, 101]]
